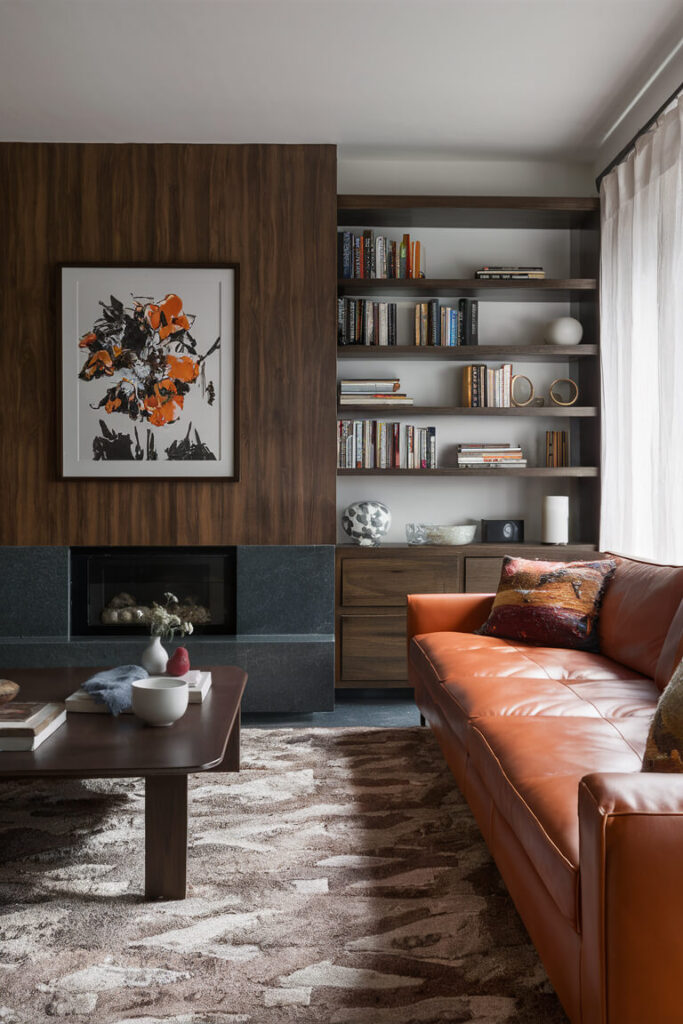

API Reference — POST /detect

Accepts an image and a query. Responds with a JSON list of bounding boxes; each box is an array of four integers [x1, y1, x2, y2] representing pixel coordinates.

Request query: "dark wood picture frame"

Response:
[[58, 262, 240, 482]]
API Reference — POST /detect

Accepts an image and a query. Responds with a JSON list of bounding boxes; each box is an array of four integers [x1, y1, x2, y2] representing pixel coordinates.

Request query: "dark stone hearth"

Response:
[[0, 546, 69, 637], [0, 545, 334, 713], [237, 545, 334, 635]]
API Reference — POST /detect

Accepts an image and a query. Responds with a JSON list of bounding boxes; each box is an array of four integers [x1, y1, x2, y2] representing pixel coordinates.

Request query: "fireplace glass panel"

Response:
[[70, 547, 236, 636]]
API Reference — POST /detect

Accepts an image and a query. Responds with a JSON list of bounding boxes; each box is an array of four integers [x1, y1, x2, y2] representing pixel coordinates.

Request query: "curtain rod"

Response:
[[595, 81, 682, 191]]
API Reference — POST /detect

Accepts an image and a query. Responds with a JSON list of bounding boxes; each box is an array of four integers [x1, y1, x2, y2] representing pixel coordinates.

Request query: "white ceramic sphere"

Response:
[[132, 677, 189, 727], [342, 500, 391, 546], [544, 317, 583, 346]]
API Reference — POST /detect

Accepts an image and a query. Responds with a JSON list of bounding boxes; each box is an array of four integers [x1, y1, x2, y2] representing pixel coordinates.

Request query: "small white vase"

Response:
[[141, 635, 168, 674]]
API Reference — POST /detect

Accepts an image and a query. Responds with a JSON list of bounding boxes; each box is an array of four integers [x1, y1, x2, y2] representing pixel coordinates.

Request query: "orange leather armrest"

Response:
[[579, 772, 683, 1024], [406, 593, 494, 642]]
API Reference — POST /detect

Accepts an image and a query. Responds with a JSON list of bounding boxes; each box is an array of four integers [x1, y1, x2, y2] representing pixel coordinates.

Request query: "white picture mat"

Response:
[[61, 266, 235, 478]]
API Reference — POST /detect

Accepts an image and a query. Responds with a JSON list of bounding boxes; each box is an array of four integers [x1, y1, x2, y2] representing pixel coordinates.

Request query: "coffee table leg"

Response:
[[214, 708, 241, 772], [145, 774, 188, 900]]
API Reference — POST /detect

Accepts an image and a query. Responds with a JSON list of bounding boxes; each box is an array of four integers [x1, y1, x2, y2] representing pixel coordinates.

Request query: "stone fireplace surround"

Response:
[[0, 546, 334, 713]]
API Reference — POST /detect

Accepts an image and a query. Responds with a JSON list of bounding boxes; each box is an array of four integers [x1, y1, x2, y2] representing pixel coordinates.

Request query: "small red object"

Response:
[[167, 646, 190, 677]]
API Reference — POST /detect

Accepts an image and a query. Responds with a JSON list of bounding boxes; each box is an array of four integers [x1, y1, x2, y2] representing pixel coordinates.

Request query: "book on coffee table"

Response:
[[0, 702, 66, 751], [66, 670, 213, 714]]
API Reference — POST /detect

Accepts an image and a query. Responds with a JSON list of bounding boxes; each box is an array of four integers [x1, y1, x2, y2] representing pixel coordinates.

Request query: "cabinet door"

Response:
[[465, 557, 503, 594], [342, 556, 462, 607], [340, 615, 407, 681]]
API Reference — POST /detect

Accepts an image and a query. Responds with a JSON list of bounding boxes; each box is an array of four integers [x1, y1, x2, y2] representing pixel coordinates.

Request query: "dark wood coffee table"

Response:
[[0, 665, 247, 900]]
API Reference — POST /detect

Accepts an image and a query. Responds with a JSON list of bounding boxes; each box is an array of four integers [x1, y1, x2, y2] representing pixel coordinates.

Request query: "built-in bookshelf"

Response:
[[335, 194, 601, 687]]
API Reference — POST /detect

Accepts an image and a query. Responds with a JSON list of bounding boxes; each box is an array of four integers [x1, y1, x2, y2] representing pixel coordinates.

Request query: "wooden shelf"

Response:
[[337, 344, 598, 361], [337, 405, 597, 417], [337, 195, 600, 230], [337, 467, 598, 477], [338, 278, 597, 300]]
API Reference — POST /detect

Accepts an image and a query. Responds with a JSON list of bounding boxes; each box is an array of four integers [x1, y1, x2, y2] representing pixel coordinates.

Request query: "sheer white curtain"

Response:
[[600, 96, 683, 564]]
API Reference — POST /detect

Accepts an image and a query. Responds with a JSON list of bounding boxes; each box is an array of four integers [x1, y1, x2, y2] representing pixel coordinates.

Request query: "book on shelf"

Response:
[[339, 378, 400, 394], [456, 443, 527, 468], [65, 671, 213, 714], [337, 420, 437, 469], [337, 231, 425, 279], [0, 702, 66, 751], [461, 364, 512, 407], [474, 266, 546, 280], [458, 299, 478, 344], [338, 377, 414, 407], [546, 430, 570, 467], [338, 299, 397, 346]]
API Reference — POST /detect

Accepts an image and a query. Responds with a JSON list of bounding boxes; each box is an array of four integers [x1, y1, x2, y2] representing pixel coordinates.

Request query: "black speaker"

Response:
[[481, 519, 524, 543]]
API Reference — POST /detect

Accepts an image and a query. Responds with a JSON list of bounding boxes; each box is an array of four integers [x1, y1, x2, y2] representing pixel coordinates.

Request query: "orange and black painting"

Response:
[[78, 291, 219, 461]]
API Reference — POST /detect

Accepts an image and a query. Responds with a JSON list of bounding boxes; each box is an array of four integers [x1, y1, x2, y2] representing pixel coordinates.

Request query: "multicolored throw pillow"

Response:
[[477, 556, 616, 651], [643, 657, 683, 773]]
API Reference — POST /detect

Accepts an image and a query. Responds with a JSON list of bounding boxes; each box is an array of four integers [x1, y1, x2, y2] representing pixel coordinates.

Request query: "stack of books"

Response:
[[0, 701, 66, 751], [546, 430, 570, 467], [338, 231, 425, 279], [461, 364, 513, 407], [456, 443, 527, 469], [66, 670, 213, 713], [338, 379, 414, 408], [474, 266, 546, 280], [337, 420, 437, 469], [338, 299, 398, 346]]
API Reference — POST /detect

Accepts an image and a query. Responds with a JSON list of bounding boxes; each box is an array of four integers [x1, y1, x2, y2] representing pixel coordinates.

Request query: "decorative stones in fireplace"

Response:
[[70, 547, 237, 636], [0, 546, 334, 713]]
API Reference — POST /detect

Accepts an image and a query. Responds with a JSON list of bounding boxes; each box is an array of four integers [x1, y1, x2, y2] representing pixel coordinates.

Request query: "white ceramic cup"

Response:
[[132, 676, 189, 727]]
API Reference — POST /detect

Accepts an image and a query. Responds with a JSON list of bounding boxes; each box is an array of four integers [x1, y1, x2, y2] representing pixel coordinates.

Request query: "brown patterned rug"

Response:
[[0, 728, 567, 1023]]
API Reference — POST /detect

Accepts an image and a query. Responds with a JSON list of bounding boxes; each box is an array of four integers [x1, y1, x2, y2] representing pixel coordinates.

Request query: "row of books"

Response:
[[338, 378, 414, 407], [546, 430, 570, 467], [474, 265, 546, 280], [456, 443, 527, 469], [338, 299, 397, 346], [338, 231, 425, 279], [413, 298, 478, 346], [461, 363, 513, 407], [0, 671, 213, 751], [337, 297, 479, 347], [337, 420, 437, 469]]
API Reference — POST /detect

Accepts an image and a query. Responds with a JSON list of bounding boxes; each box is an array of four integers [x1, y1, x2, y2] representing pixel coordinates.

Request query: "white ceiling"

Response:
[[1, 0, 681, 160]]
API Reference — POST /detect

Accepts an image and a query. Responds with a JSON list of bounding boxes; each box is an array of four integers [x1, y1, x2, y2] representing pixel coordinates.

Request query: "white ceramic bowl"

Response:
[[132, 676, 189, 727]]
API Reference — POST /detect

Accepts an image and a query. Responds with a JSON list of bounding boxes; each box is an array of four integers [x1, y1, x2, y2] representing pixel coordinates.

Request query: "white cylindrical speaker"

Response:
[[542, 495, 569, 544]]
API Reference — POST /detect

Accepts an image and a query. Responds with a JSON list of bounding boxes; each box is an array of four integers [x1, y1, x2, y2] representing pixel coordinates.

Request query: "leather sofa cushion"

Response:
[[468, 716, 644, 927], [599, 555, 683, 684], [411, 633, 652, 687]]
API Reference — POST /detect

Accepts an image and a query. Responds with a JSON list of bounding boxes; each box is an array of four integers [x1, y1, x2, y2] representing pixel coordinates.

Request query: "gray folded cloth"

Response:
[[82, 664, 149, 716]]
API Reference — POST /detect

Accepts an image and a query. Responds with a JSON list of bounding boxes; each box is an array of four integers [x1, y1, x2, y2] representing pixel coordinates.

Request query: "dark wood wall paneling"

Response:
[[0, 144, 337, 545]]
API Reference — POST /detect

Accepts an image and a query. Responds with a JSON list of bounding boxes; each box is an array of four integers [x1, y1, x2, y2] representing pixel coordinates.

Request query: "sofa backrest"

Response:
[[599, 554, 683, 685]]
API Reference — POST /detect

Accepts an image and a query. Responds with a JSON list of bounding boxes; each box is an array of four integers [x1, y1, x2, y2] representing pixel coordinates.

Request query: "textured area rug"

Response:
[[0, 728, 567, 1023]]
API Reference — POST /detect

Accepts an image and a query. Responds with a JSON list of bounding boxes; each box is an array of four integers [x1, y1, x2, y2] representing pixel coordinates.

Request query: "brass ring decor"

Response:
[[511, 374, 535, 407], [549, 378, 579, 406]]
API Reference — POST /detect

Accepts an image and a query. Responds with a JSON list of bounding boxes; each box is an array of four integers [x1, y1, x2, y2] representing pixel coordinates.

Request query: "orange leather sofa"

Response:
[[408, 555, 683, 1024]]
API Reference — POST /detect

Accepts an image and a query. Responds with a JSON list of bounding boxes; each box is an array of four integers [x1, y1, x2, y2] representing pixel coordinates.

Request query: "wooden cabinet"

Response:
[[336, 543, 604, 688]]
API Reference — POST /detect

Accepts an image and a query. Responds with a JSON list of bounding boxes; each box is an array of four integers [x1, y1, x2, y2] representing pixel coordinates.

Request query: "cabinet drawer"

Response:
[[341, 556, 461, 607], [340, 615, 407, 681], [465, 557, 504, 593]]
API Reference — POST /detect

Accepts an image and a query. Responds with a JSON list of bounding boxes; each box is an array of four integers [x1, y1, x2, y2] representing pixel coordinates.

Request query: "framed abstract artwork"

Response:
[[59, 264, 238, 479]]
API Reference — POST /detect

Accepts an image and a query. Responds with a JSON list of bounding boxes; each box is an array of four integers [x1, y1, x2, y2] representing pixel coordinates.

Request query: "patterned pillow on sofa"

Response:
[[643, 657, 683, 772], [477, 555, 616, 651]]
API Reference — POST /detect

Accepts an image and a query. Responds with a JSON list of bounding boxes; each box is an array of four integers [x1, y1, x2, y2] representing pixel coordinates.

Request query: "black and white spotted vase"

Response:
[[342, 500, 392, 547]]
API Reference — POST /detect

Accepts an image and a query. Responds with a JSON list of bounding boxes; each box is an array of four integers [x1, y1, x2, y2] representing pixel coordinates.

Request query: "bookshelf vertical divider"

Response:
[[335, 194, 601, 689]]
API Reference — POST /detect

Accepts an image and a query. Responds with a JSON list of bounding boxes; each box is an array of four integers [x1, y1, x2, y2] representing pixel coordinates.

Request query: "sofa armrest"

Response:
[[579, 772, 683, 1024], [406, 593, 494, 643]]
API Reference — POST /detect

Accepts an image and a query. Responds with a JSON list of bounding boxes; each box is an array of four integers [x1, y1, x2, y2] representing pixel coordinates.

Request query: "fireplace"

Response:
[[70, 547, 237, 636]]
